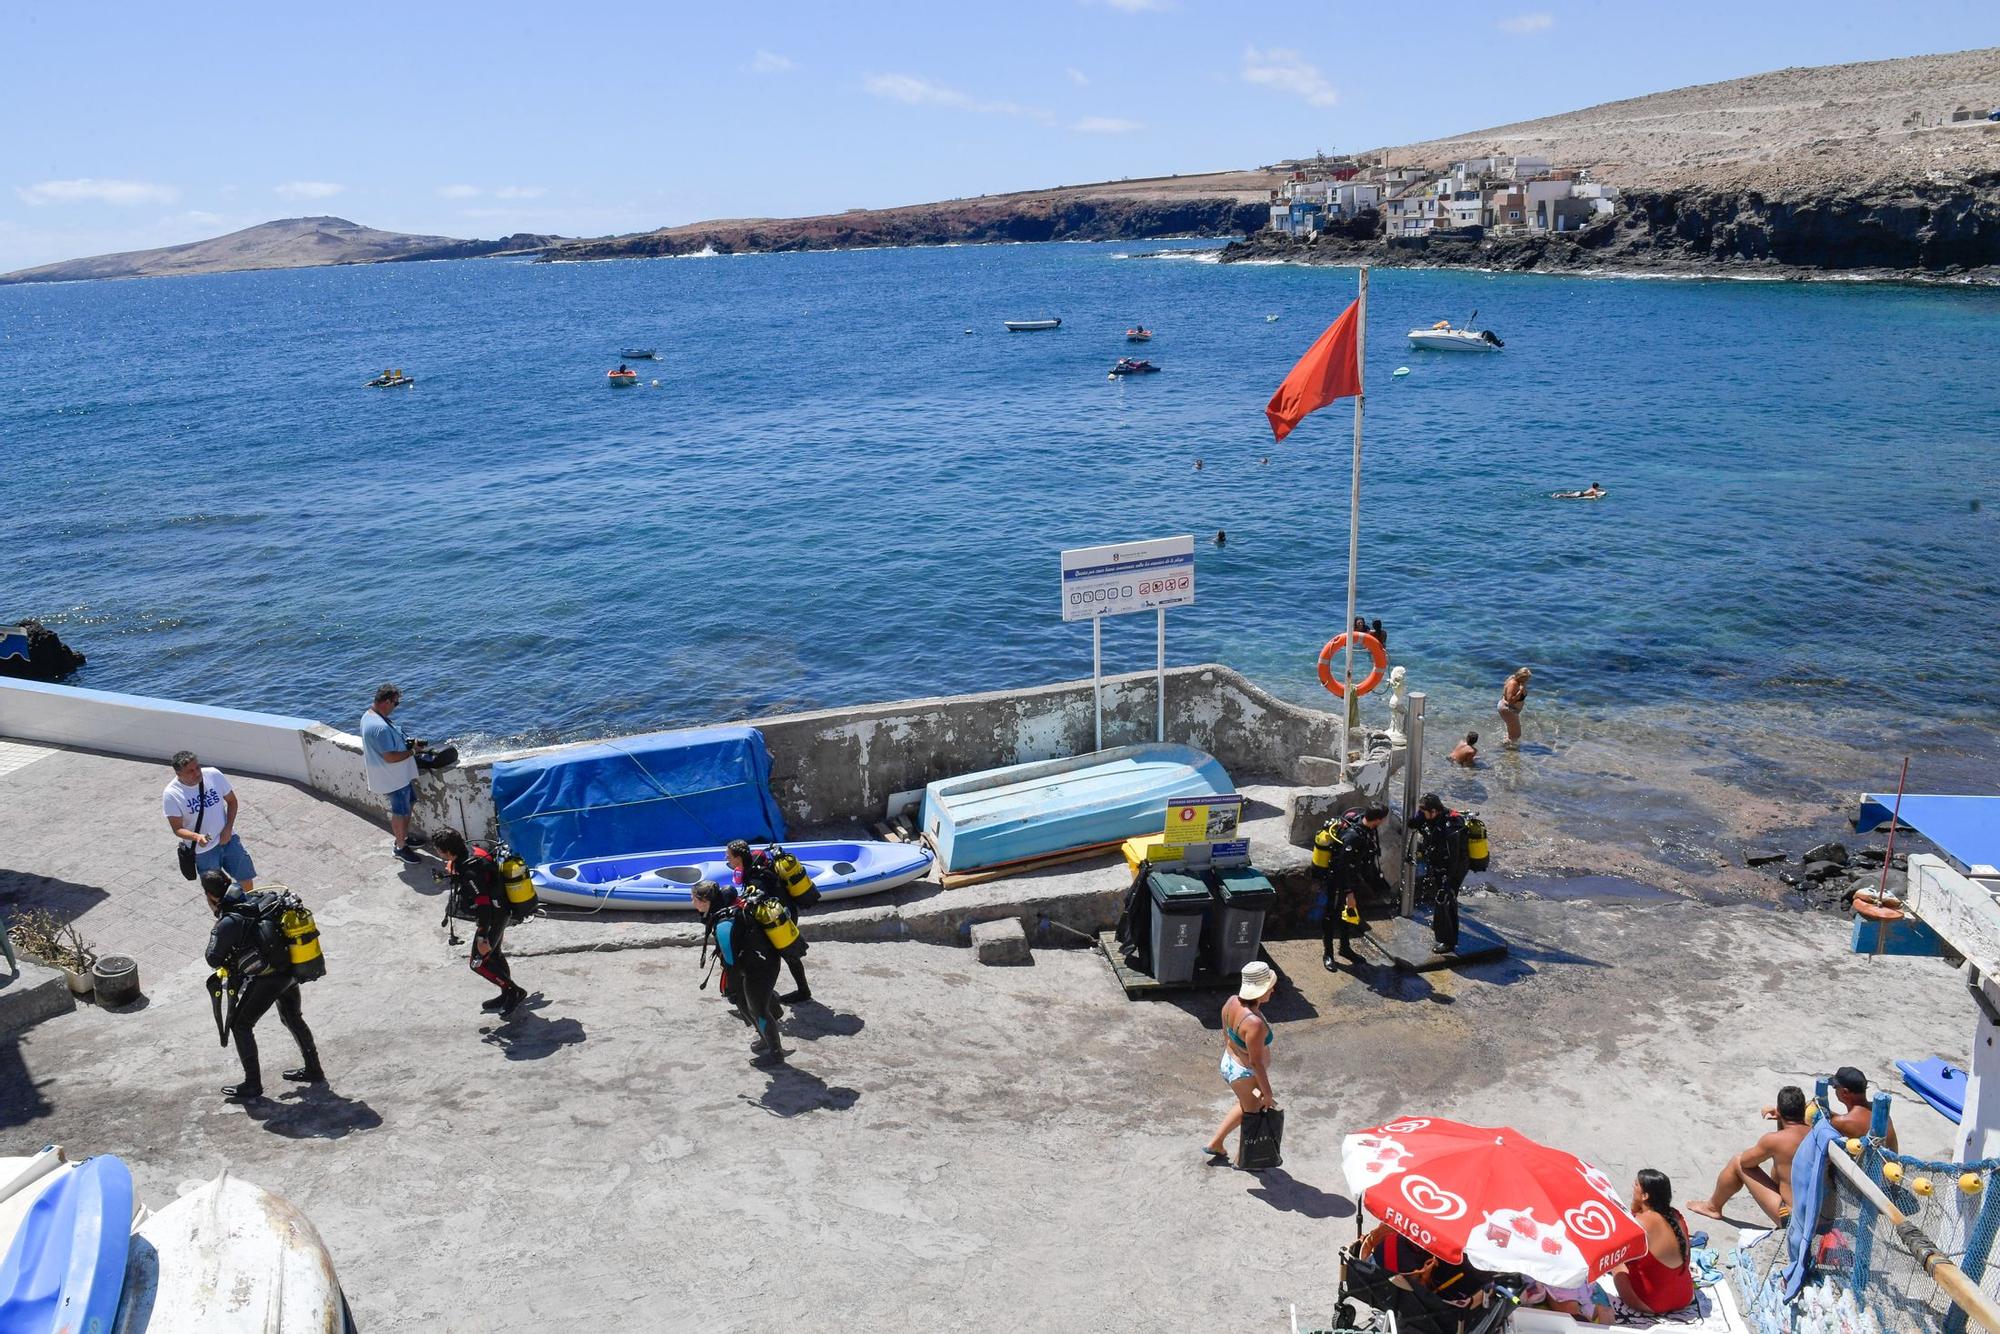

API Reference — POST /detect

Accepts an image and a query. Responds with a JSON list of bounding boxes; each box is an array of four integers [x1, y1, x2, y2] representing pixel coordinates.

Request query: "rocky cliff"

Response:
[[1220, 179, 2000, 281]]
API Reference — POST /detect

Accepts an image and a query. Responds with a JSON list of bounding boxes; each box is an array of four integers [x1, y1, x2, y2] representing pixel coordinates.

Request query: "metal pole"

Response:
[[1156, 607, 1166, 744], [1340, 266, 1368, 780], [1401, 692, 1425, 917], [1853, 1088, 1893, 1295], [1092, 616, 1103, 752]]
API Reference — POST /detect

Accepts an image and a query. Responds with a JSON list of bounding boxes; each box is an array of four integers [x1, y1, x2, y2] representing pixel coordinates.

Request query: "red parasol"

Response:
[[1342, 1117, 1649, 1288]]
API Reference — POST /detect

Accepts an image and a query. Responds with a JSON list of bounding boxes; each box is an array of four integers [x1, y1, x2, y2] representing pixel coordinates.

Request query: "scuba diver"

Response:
[[727, 839, 812, 1004], [1316, 804, 1393, 970], [693, 879, 789, 1061], [433, 829, 528, 1016], [1409, 794, 1471, 955], [201, 870, 324, 1102]]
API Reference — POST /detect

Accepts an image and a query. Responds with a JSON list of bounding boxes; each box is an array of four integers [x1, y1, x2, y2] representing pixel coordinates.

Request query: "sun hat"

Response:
[[1238, 961, 1278, 1002]]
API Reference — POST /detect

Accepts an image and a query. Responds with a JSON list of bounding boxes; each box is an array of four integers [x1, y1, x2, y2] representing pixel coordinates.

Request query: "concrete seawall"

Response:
[[2, 663, 1363, 845]]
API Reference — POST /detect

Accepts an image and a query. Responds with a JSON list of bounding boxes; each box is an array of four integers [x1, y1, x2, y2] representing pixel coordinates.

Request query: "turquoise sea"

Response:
[[4, 242, 1998, 776]]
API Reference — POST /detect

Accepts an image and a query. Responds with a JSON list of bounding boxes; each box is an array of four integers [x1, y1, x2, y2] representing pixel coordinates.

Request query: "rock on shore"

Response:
[[0, 620, 85, 682]]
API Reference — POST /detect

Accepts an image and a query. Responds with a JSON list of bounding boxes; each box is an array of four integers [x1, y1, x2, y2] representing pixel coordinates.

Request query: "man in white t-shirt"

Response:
[[361, 682, 422, 862], [163, 751, 257, 890]]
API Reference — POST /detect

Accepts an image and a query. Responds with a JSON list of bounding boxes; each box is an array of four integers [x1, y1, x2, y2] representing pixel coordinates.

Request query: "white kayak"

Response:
[[532, 839, 933, 910], [112, 1169, 353, 1333]]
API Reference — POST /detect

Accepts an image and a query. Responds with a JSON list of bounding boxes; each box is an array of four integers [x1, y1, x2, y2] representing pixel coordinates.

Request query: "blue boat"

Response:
[[531, 839, 933, 910], [1897, 1057, 1967, 1123], [0, 1154, 133, 1334], [920, 743, 1233, 874]]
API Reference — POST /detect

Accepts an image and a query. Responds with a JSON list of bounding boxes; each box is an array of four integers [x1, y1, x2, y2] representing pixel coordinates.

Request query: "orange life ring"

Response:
[[1853, 895, 1904, 923], [1318, 631, 1387, 697]]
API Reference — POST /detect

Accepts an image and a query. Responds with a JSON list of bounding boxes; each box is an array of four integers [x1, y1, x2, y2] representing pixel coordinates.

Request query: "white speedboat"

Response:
[[1408, 315, 1503, 352], [1003, 318, 1061, 331]]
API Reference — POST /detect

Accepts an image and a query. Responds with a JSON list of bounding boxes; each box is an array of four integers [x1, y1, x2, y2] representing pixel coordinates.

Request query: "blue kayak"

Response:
[[531, 839, 932, 910], [0, 1154, 133, 1334], [1897, 1057, 1968, 1123]]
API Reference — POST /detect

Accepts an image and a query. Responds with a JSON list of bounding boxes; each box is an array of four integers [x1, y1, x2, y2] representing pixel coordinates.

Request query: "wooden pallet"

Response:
[[1096, 931, 1270, 1000], [936, 838, 1126, 890]]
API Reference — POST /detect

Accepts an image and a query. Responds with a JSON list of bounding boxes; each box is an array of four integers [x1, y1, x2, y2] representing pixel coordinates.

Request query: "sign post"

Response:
[[1060, 535, 1195, 749]]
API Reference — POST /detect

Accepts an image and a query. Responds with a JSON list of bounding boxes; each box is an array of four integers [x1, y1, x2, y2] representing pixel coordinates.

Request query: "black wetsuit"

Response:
[[1320, 811, 1391, 962], [1410, 811, 1470, 952], [205, 888, 320, 1092], [741, 854, 810, 999], [456, 849, 518, 998], [714, 900, 784, 1054]]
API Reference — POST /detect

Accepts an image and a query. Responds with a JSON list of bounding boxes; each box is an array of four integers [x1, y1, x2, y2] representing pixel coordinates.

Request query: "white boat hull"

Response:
[[113, 1169, 349, 1333], [1407, 330, 1500, 353]]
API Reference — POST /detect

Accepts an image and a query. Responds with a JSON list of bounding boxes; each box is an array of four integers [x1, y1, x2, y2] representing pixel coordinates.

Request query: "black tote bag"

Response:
[[1238, 1107, 1285, 1170]]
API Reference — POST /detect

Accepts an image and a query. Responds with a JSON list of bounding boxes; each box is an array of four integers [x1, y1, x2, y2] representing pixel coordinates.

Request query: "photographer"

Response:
[[360, 682, 426, 862]]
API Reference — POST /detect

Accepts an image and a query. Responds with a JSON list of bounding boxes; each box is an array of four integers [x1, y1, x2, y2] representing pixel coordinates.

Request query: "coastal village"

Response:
[[1261, 152, 1621, 241]]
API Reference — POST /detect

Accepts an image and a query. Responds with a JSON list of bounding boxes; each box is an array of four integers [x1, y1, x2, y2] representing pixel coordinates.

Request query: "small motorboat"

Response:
[[365, 369, 414, 388], [1265, 313, 1280, 322], [1108, 358, 1160, 377], [531, 839, 933, 910], [619, 349, 659, 360], [607, 365, 640, 386], [1126, 326, 1152, 342], [1408, 311, 1503, 352], [1003, 318, 1062, 332]]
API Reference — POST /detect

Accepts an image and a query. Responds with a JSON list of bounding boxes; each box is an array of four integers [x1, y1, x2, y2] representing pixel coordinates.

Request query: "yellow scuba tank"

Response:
[[1465, 815, 1490, 871], [1312, 825, 1338, 869], [500, 851, 539, 915], [770, 847, 819, 905], [751, 893, 801, 952], [280, 903, 326, 981]]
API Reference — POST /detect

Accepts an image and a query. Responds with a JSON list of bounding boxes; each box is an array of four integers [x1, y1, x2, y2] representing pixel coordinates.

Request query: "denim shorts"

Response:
[[195, 835, 257, 882], [386, 783, 414, 817]]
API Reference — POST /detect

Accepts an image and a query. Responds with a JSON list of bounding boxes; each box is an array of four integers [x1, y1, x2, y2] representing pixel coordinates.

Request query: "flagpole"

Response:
[[1340, 266, 1368, 782]]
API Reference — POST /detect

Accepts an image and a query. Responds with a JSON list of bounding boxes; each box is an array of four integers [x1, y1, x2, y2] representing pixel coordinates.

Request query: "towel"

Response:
[[1782, 1116, 1843, 1300]]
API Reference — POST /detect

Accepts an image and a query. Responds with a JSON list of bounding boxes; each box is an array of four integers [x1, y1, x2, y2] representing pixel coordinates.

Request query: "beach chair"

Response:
[[1334, 1226, 1513, 1334]]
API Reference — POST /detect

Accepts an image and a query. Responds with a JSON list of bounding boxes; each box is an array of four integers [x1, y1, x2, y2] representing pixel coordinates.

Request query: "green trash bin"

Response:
[[1208, 866, 1277, 976], [1147, 869, 1212, 984]]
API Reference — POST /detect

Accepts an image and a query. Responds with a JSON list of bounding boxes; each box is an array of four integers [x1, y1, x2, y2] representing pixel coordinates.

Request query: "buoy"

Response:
[[1393, 366, 1411, 377], [1846, 1138, 1864, 1158], [1913, 1176, 1935, 1197], [1882, 1161, 1902, 1183], [1962, 1172, 1985, 1195]]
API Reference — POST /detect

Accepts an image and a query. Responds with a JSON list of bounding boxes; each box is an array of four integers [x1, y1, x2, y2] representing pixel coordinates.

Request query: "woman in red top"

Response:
[[1615, 1168, 1696, 1315]]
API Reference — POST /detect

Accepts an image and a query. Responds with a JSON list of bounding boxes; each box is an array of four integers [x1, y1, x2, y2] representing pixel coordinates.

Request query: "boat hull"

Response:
[[113, 1169, 348, 1334], [920, 744, 1233, 873], [1003, 319, 1061, 331], [1406, 331, 1499, 353], [531, 839, 933, 910], [0, 1154, 133, 1334]]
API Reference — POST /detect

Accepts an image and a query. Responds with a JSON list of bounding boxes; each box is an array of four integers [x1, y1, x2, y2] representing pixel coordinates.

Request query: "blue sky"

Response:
[[2, 0, 1994, 271]]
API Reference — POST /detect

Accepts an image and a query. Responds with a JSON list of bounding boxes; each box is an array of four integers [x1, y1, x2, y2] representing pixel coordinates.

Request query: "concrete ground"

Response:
[[0, 744, 1975, 1333]]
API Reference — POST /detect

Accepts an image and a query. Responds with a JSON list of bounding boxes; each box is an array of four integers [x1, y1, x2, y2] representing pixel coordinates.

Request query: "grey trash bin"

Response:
[[1147, 869, 1212, 983], [1208, 867, 1277, 976]]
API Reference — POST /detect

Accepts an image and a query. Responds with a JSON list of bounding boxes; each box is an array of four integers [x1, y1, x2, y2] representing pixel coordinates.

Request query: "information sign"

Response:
[[1059, 535, 1195, 622], [1162, 794, 1244, 847]]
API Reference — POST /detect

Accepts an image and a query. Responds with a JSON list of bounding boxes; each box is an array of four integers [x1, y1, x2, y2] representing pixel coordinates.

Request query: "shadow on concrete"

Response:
[[1244, 1168, 1355, 1219], [1347, 958, 1454, 1005], [744, 1064, 861, 1117], [481, 1009, 587, 1060], [1241, 795, 1287, 822], [0, 870, 112, 922], [786, 1005, 865, 1041], [100, 994, 152, 1013], [1486, 931, 1610, 971], [247, 1086, 384, 1140], [0, 1038, 53, 1129]]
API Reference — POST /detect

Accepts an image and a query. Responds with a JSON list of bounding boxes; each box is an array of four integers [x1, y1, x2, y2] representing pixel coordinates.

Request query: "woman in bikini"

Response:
[[1497, 667, 1531, 743], [1204, 961, 1278, 1160]]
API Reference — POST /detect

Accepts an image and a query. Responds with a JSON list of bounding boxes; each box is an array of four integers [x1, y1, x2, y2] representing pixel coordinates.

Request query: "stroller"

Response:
[[1330, 1224, 1514, 1334]]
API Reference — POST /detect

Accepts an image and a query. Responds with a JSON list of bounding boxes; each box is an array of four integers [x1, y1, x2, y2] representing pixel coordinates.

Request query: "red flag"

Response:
[[1265, 300, 1362, 442]]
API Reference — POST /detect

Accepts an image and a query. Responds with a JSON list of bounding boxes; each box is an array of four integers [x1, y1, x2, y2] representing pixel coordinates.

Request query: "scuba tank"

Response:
[[1465, 815, 1490, 871], [769, 847, 820, 907], [280, 902, 326, 981], [1312, 824, 1339, 870], [748, 892, 802, 953], [499, 848, 540, 920]]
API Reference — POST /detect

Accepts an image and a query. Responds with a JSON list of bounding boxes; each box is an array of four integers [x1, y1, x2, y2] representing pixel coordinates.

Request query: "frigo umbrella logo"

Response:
[[1401, 1175, 1468, 1220], [1563, 1199, 1623, 1241]]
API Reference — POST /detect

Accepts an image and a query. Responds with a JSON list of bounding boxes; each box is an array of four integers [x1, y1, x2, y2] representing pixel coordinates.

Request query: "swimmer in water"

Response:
[[1553, 482, 1607, 500], [1194, 458, 1204, 471], [1214, 530, 1227, 547]]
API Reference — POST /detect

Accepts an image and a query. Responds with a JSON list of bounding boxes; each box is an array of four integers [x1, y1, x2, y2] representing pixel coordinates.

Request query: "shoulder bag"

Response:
[[175, 778, 209, 881]]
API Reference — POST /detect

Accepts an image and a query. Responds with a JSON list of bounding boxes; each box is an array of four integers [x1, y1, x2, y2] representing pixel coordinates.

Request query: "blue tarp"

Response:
[[491, 726, 785, 866], [1856, 794, 2000, 873]]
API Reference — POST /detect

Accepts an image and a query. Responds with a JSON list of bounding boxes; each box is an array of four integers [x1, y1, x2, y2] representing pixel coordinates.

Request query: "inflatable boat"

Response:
[[531, 839, 934, 910]]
